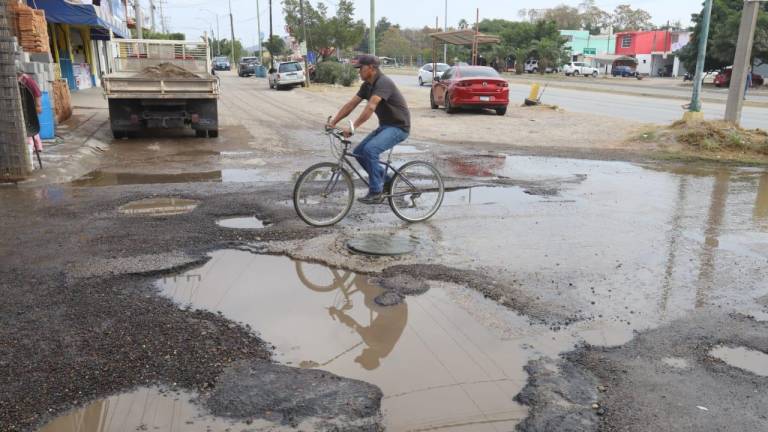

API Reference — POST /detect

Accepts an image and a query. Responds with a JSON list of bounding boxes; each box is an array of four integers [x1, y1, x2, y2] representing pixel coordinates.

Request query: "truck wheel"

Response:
[[208, 129, 219, 138], [195, 129, 207, 138], [112, 130, 126, 139]]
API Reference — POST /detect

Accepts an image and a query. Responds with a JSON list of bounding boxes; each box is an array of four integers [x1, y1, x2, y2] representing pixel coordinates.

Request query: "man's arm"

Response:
[[330, 95, 363, 128], [350, 95, 382, 131]]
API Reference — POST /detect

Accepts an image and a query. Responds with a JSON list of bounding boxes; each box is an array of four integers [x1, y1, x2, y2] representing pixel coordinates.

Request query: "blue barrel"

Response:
[[255, 65, 267, 78], [38, 91, 55, 140]]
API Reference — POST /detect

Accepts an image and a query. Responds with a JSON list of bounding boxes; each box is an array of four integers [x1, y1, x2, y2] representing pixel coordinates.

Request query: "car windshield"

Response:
[[214, 57, 228, 62], [279, 63, 302, 72], [436, 64, 450, 72], [458, 67, 500, 78], [241, 57, 258, 63]]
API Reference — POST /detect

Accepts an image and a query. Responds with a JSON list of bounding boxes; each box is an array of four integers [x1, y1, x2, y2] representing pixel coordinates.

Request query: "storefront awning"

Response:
[[26, 0, 130, 39]]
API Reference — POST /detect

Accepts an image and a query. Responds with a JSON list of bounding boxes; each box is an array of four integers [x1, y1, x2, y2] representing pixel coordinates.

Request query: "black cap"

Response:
[[353, 55, 380, 68]]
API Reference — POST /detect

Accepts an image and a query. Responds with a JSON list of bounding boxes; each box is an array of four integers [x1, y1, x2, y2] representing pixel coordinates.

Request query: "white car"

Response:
[[418, 63, 450, 86], [524, 59, 539, 73], [268, 61, 306, 89], [563, 62, 599, 77]]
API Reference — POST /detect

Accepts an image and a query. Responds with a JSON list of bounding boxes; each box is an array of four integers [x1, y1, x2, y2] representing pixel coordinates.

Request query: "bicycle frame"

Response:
[[326, 131, 419, 198]]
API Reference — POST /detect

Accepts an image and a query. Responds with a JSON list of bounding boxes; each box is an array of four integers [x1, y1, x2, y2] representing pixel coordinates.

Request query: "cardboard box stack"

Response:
[[53, 79, 72, 123], [11, 1, 49, 53]]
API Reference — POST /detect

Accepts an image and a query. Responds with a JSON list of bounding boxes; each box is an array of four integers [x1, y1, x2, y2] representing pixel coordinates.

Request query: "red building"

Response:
[[614, 30, 690, 77]]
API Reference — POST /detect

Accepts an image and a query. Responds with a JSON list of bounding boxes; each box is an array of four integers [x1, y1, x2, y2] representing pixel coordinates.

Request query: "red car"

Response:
[[713, 67, 764, 88], [430, 66, 509, 115]]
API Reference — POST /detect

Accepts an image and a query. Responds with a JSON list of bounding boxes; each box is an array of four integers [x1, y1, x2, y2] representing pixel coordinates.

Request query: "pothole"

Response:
[[36, 386, 260, 432], [443, 186, 542, 207], [155, 250, 538, 430], [216, 216, 270, 229], [72, 170, 223, 187], [709, 346, 768, 377], [118, 198, 200, 216]]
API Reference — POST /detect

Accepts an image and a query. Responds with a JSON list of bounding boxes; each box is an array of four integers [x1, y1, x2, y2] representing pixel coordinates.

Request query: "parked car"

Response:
[[564, 62, 599, 77], [418, 63, 450, 86], [524, 59, 539, 73], [213, 56, 231, 71], [238, 57, 260, 77], [612, 65, 638, 77], [429, 66, 509, 116], [713, 67, 764, 88], [268, 61, 306, 89]]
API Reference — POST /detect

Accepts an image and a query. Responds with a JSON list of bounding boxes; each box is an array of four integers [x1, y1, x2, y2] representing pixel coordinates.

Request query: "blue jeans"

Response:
[[353, 126, 409, 193]]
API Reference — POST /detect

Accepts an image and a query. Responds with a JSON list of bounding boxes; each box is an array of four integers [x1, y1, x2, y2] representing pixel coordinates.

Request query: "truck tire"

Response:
[[208, 129, 219, 138], [195, 129, 207, 138], [112, 130, 126, 139]]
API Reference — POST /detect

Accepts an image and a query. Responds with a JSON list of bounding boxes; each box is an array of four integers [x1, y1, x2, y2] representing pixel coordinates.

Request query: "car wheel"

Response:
[[592, 71, 598, 78], [430, 90, 438, 109], [418, 77, 423, 86], [573, 71, 580, 76], [495, 106, 507, 116], [445, 93, 455, 114]]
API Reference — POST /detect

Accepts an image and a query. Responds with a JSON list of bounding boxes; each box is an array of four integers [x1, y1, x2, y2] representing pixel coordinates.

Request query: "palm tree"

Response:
[[458, 19, 469, 30], [512, 45, 530, 75], [531, 38, 563, 74]]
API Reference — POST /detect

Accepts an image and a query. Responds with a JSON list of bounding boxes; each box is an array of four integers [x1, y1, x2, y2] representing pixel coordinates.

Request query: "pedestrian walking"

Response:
[[745, 67, 753, 99], [17, 71, 43, 169]]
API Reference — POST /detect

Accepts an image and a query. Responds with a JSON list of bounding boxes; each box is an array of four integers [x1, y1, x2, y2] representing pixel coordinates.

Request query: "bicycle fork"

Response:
[[321, 164, 344, 198]]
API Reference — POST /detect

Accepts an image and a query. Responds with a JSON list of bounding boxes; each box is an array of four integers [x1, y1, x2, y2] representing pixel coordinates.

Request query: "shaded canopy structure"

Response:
[[429, 29, 501, 68]]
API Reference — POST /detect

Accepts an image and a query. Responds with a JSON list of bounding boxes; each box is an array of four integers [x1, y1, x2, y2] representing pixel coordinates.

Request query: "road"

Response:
[[389, 74, 768, 129]]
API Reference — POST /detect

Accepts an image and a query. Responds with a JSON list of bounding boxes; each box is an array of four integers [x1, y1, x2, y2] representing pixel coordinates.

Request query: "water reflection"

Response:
[[755, 173, 768, 229], [696, 171, 730, 308]]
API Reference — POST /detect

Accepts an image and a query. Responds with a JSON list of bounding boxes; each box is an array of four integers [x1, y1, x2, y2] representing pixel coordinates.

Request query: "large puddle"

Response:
[[153, 250, 560, 431], [709, 346, 768, 377], [118, 198, 200, 216]]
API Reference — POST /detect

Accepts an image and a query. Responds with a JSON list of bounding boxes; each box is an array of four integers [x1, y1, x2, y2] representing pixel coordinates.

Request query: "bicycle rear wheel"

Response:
[[389, 160, 444, 223], [294, 162, 354, 227]]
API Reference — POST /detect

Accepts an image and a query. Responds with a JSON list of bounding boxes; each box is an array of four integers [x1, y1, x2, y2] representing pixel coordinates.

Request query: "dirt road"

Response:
[[1, 72, 767, 432]]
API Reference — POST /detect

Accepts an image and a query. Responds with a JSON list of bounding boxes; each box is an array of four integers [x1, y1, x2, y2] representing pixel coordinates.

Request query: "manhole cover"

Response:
[[347, 234, 417, 256], [118, 198, 200, 216]]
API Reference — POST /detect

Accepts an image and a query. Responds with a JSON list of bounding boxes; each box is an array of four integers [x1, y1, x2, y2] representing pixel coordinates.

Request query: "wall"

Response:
[[615, 31, 673, 55]]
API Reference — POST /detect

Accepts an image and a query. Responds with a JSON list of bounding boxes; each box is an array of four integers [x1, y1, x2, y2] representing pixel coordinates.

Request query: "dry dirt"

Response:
[[133, 62, 201, 79]]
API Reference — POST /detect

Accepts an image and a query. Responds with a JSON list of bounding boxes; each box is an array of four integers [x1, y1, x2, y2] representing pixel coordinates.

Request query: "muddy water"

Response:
[[429, 157, 768, 331], [36, 387, 258, 432], [118, 198, 199, 216], [155, 250, 554, 431], [710, 346, 768, 377]]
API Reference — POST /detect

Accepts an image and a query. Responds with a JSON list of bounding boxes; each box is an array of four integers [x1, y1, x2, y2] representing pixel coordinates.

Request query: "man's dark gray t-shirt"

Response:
[[356, 73, 411, 133]]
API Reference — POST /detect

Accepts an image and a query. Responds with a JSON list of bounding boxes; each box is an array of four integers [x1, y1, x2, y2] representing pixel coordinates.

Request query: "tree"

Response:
[[678, 0, 768, 73], [458, 19, 469, 30], [378, 27, 413, 58], [213, 38, 247, 61], [282, 0, 364, 58], [263, 35, 287, 59], [531, 37, 567, 73], [543, 5, 582, 30], [579, 0, 612, 34], [130, 29, 185, 40], [612, 4, 653, 32], [329, 0, 365, 53]]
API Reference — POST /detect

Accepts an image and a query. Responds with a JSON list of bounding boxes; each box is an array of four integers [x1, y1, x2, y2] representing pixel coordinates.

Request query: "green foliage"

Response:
[[130, 29, 185, 40], [211, 38, 248, 62], [338, 64, 358, 87], [283, 0, 365, 58], [477, 19, 565, 70], [678, 0, 768, 73], [263, 36, 287, 58], [378, 27, 414, 57], [315, 60, 343, 84], [611, 4, 654, 32]]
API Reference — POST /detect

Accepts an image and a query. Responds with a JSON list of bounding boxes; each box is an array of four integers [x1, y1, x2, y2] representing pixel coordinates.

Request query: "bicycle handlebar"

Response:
[[325, 116, 354, 138]]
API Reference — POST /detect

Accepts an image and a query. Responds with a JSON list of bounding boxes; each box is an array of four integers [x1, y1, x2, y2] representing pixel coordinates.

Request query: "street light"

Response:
[[686, 0, 713, 118]]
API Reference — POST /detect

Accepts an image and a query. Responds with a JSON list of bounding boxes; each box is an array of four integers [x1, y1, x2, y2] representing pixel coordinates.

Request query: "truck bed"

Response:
[[103, 72, 219, 99]]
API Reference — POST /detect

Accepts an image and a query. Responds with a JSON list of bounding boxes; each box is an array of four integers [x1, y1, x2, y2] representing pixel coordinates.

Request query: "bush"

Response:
[[315, 61, 342, 84], [338, 65, 358, 87]]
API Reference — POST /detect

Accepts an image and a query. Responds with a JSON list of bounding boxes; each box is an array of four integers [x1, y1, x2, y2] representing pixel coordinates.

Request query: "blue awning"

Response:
[[26, 0, 130, 39]]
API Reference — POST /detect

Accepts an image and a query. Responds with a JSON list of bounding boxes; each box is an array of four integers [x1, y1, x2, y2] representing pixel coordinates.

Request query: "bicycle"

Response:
[[293, 120, 445, 227]]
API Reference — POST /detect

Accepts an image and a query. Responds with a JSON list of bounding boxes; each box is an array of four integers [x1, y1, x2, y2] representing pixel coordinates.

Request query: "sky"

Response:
[[159, 0, 705, 49]]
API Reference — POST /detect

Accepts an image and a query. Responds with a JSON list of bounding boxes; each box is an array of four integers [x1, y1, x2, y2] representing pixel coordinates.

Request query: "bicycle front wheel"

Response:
[[389, 160, 445, 223], [294, 162, 355, 227]]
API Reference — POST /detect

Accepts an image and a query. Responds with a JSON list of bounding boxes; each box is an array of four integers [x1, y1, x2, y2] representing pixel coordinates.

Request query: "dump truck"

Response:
[[103, 39, 219, 138]]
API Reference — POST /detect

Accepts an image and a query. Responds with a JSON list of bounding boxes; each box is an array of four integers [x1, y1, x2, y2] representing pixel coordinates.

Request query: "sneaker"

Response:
[[358, 191, 385, 205]]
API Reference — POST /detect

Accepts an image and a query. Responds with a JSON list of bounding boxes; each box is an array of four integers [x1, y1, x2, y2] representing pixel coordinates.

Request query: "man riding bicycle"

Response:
[[327, 55, 411, 204]]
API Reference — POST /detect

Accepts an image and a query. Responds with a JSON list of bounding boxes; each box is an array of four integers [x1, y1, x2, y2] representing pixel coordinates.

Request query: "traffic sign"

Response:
[[583, 48, 596, 55]]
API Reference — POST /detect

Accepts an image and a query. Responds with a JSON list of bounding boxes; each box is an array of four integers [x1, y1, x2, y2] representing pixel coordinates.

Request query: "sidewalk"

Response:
[[26, 88, 111, 185]]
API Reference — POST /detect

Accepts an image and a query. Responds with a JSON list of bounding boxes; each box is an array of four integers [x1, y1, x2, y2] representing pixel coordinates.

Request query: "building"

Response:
[[614, 30, 691, 77], [560, 29, 616, 61]]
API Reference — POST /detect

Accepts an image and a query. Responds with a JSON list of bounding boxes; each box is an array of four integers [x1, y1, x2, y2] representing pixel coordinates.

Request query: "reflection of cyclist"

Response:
[[327, 55, 411, 205], [328, 276, 408, 370]]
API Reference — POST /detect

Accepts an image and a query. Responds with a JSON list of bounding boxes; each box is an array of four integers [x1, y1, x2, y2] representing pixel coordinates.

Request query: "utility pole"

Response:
[[0, 0, 31, 179], [229, 0, 236, 64], [269, 0, 274, 69], [159, 0, 167, 33], [134, 0, 144, 39], [370, 0, 375, 55], [686, 0, 714, 117], [256, 0, 263, 64], [724, 0, 764, 125], [443, 0, 447, 63], [299, 0, 310, 87], [149, 0, 156, 32]]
